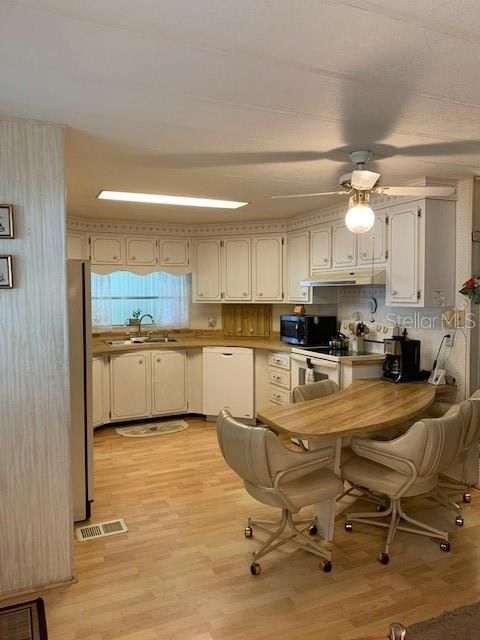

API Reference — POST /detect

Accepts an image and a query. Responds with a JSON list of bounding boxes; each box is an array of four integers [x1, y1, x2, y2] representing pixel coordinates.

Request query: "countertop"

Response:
[[257, 379, 450, 439], [92, 334, 290, 356], [92, 333, 384, 364]]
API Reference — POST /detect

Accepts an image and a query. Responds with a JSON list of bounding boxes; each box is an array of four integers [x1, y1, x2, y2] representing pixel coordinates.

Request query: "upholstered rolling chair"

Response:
[[216, 410, 343, 575], [341, 406, 465, 565], [419, 391, 480, 505], [437, 391, 480, 505], [292, 379, 339, 403], [291, 380, 340, 451]]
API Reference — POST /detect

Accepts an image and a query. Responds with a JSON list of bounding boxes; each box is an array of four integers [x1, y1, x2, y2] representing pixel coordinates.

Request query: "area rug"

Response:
[[407, 601, 480, 639], [115, 420, 188, 438], [0, 598, 48, 640]]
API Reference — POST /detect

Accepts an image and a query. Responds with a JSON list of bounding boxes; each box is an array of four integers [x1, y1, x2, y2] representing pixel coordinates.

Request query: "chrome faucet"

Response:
[[138, 314, 155, 336]]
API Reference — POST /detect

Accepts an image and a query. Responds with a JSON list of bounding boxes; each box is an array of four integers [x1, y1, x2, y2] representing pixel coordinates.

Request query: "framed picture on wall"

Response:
[[0, 205, 14, 238], [0, 255, 13, 288]]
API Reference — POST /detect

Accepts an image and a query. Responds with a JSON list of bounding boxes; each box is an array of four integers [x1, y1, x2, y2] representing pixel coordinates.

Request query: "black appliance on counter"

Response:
[[280, 314, 337, 346], [383, 337, 422, 383]]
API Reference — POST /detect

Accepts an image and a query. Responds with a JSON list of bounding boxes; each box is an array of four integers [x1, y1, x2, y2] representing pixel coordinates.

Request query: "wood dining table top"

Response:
[[257, 379, 450, 440]]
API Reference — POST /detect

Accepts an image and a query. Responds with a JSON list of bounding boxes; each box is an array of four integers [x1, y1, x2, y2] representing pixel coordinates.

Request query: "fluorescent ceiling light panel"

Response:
[[97, 190, 248, 209]]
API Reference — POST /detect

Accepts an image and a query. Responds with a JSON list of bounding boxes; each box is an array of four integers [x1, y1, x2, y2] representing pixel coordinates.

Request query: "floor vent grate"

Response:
[[75, 518, 128, 542]]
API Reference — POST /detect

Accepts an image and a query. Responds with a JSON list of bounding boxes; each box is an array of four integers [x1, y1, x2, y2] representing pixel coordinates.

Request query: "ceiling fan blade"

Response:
[[271, 191, 348, 200], [375, 186, 455, 197], [139, 150, 329, 168], [351, 170, 381, 190]]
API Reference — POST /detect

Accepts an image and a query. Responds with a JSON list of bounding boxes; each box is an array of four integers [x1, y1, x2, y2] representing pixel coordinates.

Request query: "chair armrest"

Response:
[[269, 442, 335, 484], [350, 433, 421, 477]]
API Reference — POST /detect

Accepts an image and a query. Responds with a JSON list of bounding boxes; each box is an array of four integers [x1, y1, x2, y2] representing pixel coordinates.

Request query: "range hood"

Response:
[[301, 267, 386, 287]]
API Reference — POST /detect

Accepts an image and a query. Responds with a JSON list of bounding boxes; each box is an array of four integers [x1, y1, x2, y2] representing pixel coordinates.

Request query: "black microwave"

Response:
[[280, 315, 337, 346]]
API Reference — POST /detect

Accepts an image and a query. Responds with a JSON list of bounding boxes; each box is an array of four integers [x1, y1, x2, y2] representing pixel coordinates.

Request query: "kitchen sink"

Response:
[[104, 337, 181, 346]]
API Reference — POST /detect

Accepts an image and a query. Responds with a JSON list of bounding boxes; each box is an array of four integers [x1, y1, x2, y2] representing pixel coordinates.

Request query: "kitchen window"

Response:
[[91, 271, 190, 329]]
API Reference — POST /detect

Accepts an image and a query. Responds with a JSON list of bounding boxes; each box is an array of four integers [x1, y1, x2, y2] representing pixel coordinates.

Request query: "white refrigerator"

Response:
[[68, 260, 94, 522]]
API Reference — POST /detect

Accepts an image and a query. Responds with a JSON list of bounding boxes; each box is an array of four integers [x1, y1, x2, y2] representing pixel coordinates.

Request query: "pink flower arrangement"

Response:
[[459, 277, 480, 303]]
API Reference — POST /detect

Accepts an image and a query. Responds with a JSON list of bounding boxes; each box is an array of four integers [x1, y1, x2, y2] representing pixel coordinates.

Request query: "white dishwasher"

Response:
[[203, 347, 254, 421]]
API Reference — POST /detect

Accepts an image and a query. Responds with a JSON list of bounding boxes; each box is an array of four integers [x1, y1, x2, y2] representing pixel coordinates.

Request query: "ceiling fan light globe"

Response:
[[345, 204, 375, 234]]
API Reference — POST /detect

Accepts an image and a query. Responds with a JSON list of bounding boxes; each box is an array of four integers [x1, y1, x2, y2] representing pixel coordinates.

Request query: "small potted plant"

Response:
[[127, 308, 142, 326], [459, 277, 480, 303]]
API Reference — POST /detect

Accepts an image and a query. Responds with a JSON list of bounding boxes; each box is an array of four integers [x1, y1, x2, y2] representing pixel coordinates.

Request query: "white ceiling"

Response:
[[1, 0, 480, 223]]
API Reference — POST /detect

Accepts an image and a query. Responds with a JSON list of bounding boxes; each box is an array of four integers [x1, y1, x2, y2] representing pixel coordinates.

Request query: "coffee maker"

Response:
[[383, 337, 421, 383]]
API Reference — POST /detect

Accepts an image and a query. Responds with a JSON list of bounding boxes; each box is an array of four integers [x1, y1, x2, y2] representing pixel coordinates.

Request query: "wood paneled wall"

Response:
[[0, 118, 73, 595]]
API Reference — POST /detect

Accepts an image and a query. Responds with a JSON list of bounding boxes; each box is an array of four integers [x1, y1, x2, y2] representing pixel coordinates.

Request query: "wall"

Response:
[[0, 118, 73, 595]]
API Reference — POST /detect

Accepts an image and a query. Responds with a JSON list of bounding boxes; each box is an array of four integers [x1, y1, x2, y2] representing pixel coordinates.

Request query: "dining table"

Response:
[[256, 378, 453, 541]]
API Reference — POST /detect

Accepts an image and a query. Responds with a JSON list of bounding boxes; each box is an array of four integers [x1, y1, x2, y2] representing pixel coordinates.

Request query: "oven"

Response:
[[291, 352, 341, 389]]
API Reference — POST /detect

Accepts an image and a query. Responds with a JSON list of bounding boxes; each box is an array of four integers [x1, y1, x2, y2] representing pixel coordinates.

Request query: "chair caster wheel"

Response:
[[345, 521, 353, 532], [244, 526, 253, 538], [308, 524, 318, 536], [455, 516, 464, 527], [378, 552, 390, 565], [250, 562, 261, 576], [463, 492, 471, 504], [321, 561, 332, 573], [440, 541, 451, 552], [377, 504, 387, 512]]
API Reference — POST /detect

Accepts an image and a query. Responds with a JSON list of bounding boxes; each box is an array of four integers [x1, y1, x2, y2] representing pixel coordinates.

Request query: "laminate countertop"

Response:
[[257, 378, 452, 440], [92, 335, 385, 364], [92, 335, 291, 356]]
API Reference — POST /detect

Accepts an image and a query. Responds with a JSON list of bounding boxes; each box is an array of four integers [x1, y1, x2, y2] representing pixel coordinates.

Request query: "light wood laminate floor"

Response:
[[10, 419, 480, 639]]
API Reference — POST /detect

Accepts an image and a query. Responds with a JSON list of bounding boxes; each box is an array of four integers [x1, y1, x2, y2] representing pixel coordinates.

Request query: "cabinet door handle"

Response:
[[164, 257, 170, 262], [138, 359, 143, 364], [361, 252, 367, 258], [323, 258, 328, 263], [131, 255, 136, 261], [391, 290, 398, 296], [348, 254, 353, 259], [113, 255, 118, 261], [243, 292, 247, 296], [156, 358, 161, 363], [302, 291, 306, 296], [258, 292, 263, 296], [198, 292, 204, 297]]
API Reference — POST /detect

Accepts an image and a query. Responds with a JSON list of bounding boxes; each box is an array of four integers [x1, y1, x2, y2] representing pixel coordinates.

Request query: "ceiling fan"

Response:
[[271, 150, 455, 233]]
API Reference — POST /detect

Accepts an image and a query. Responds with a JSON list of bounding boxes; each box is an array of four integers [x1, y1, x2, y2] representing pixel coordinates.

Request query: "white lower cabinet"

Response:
[[110, 351, 151, 421], [92, 356, 110, 427], [267, 351, 291, 406], [109, 350, 187, 422], [152, 351, 187, 415]]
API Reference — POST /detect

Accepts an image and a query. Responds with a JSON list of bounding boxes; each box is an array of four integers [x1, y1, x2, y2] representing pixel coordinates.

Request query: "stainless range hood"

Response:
[[301, 267, 386, 287]]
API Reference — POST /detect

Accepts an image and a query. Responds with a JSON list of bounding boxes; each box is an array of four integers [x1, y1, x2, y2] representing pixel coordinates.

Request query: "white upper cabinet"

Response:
[[332, 223, 356, 267], [126, 236, 157, 266], [193, 239, 222, 301], [222, 237, 251, 301], [358, 214, 387, 265], [311, 227, 331, 271], [253, 236, 284, 301], [67, 232, 86, 260], [386, 207, 419, 305], [90, 235, 124, 265], [152, 351, 187, 415], [386, 199, 455, 308], [286, 231, 311, 303], [159, 238, 189, 266]]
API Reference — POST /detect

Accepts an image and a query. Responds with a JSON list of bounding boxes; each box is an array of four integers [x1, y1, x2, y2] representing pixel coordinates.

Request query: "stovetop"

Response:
[[292, 345, 375, 360]]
